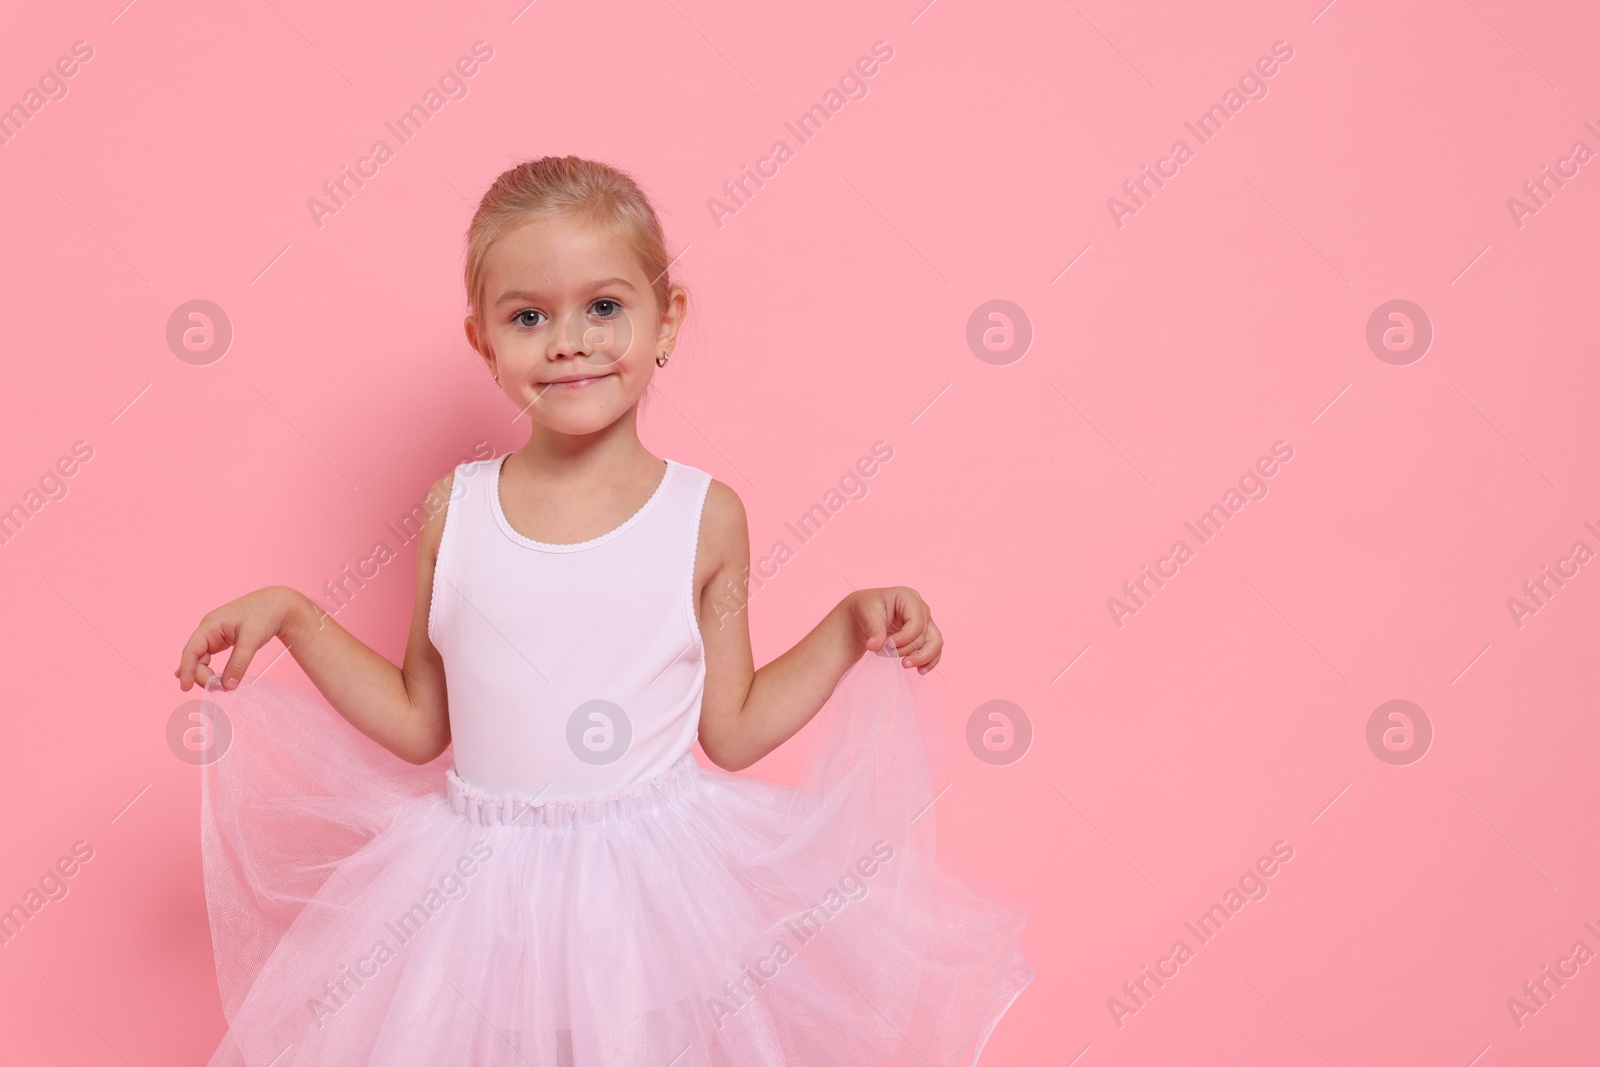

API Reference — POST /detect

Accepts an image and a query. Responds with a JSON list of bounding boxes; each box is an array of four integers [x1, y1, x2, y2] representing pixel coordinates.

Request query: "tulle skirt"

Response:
[[196, 640, 1033, 1066]]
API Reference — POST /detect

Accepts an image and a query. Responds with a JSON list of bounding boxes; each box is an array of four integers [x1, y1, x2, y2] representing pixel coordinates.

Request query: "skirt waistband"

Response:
[[444, 750, 703, 828]]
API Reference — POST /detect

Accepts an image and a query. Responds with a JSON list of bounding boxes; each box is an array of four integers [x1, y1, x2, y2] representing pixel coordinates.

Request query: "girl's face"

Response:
[[465, 213, 684, 436]]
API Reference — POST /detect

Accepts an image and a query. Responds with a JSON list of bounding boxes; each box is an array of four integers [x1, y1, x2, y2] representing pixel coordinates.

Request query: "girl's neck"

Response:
[[511, 409, 658, 487]]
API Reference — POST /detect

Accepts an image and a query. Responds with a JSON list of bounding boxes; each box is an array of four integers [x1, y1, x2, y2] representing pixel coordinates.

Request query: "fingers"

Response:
[[176, 609, 257, 691], [903, 620, 941, 672], [862, 612, 888, 652], [219, 624, 270, 691], [176, 622, 228, 691], [882, 590, 924, 647], [845, 589, 890, 652], [851, 587, 940, 670], [879, 590, 941, 672]]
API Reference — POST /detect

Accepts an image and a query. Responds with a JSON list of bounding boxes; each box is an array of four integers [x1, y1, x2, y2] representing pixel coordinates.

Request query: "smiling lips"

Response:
[[543, 372, 612, 390]]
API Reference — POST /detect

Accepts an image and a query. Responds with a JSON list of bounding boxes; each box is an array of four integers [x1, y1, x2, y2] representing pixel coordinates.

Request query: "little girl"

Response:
[[176, 156, 1032, 1066]]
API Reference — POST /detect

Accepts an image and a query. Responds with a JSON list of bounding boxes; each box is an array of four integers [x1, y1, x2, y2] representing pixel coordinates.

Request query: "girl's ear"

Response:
[[464, 315, 494, 371], [655, 285, 688, 352]]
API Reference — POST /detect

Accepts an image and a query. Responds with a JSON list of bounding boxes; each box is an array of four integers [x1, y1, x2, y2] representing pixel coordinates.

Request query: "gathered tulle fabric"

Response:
[[197, 639, 1033, 1066]]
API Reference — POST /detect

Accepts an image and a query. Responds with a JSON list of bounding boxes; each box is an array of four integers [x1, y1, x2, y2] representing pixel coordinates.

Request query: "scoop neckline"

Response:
[[490, 454, 674, 552]]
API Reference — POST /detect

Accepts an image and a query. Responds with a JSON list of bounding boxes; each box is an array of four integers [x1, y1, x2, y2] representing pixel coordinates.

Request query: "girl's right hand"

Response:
[[175, 585, 309, 692]]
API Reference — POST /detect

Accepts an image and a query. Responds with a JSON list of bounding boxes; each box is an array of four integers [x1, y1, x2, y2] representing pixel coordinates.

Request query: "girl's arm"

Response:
[[694, 480, 942, 772], [175, 473, 456, 765]]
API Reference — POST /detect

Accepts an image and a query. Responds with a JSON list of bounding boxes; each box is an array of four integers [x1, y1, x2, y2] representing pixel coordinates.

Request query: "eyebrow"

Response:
[[495, 277, 637, 304]]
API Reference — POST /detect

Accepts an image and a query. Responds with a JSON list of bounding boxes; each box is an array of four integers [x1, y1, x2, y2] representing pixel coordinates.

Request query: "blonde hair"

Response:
[[463, 156, 678, 324]]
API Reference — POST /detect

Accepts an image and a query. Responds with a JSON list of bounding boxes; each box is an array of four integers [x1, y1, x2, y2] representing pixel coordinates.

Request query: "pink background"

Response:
[[2, 0, 1598, 1063]]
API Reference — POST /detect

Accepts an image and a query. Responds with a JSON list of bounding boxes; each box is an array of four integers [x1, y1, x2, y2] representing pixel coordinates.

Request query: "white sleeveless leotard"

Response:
[[201, 451, 1036, 1066], [427, 453, 713, 798]]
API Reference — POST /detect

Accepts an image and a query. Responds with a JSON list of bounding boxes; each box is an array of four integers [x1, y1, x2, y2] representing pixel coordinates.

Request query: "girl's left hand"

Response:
[[841, 586, 942, 673]]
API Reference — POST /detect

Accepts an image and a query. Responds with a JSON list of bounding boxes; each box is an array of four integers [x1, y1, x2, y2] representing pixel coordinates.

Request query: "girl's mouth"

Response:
[[544, 373, 612, 390]]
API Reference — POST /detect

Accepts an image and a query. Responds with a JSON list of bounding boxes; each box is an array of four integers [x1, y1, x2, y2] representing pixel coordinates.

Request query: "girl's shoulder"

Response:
[[695, 475, 748, 571], [700, 475, 743, 528], [418, 455, 499, 555]]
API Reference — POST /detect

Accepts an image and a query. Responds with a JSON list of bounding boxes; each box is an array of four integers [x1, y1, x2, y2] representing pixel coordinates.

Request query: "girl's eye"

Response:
[[512, 309, 545, 329], [591, 299, 622, 318]]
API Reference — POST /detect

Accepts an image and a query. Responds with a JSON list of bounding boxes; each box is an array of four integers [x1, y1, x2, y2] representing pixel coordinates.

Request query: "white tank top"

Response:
[[428, 453, 713, 798]]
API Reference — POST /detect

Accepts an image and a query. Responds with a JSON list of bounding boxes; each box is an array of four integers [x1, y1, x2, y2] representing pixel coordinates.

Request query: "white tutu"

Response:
[[197, 639, 1034, 1065]]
